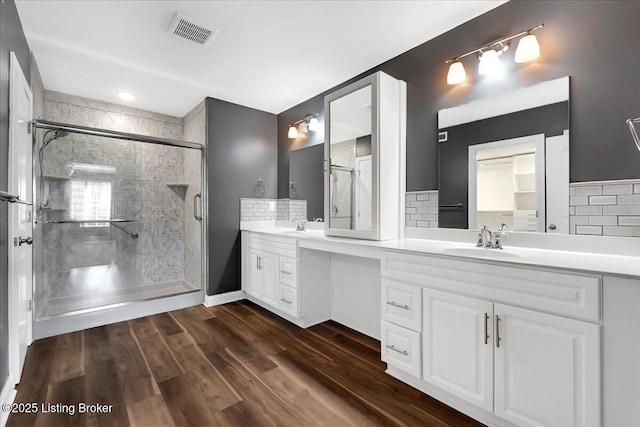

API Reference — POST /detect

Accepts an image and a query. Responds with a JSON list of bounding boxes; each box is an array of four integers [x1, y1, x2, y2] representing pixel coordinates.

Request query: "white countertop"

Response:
[[240, 222, 640, 278]]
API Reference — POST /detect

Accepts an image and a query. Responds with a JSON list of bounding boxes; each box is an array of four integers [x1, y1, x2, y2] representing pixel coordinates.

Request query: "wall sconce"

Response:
[[445, 23, 543, 85], [288, 113, 320, 139]]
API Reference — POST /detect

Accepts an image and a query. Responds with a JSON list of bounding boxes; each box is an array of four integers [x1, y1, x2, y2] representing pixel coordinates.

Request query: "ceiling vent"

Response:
[[168, 12, 218, 46]]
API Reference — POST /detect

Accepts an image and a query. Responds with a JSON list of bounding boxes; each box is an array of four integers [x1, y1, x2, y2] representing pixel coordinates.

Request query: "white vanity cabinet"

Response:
[[241, 231, 332, 327], [242, 232, 299, 315], [381, 250, 602, 427]]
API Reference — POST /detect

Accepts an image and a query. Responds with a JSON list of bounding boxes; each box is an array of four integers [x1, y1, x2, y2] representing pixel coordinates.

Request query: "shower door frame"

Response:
[[31, 119, 208, 320]]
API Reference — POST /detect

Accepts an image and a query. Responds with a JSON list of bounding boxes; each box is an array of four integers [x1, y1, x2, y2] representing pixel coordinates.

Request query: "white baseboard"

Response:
[[203, 290, 246, 307], [1, 375, 16, 427]]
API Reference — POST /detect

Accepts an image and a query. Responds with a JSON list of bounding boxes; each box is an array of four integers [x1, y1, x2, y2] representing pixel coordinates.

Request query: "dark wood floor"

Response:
[[8, 300, 481, 427]]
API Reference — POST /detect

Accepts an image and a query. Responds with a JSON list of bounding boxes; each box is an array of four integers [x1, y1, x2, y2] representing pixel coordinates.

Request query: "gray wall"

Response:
[[0, 0, 31, 388], [206, 98, 277, 295], [278, 0, 640, 197]]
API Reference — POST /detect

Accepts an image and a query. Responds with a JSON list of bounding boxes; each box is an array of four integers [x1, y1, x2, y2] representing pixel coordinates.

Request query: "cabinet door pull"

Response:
[[256, 256, 260, 270], [257, 256, 262, 270], [280, 270, 291, 275], [484, 313, 490, 345], [385, 344, 409, 356], [386, 301, 410, 310], [495, 315, 501, 348], [280, 298, 292, 304]]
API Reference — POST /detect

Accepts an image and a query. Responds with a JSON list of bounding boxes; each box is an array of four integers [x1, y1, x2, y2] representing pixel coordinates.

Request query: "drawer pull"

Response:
[[280, 298, 292, 304], [280, 270, 292, 275], [385, 344, 409, 356], [386, 301, 410, 310]]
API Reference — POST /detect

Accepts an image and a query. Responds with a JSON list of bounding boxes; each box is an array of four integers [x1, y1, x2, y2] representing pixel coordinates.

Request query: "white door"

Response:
[[246, 249, 261, 298], [545, 131, 570, 234], [494, 304, 601, 427], [355, 155, 372, 230], [260, 252, 279, 308], [8, 52, 33, 385], [423, 289, 494, 412]]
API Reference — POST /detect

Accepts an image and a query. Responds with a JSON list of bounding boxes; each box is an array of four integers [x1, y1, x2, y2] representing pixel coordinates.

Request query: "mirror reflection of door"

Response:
[[328, 84, 372, 230], [355, 155, 372, 229], [468, 134, 545, 232]]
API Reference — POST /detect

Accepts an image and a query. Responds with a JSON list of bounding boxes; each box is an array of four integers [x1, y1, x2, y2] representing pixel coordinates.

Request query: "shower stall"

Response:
[[32, 120, 205, 333]]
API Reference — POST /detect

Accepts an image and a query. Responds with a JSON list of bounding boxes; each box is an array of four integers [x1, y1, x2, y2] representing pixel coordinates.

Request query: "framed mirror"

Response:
[[438, 77, 570, 234], [289, 143, 324, 221], [324, 71, 406, 241]]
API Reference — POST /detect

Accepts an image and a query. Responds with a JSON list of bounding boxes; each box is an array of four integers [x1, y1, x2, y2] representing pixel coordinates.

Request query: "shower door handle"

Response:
[[194, 193, 202, 221]]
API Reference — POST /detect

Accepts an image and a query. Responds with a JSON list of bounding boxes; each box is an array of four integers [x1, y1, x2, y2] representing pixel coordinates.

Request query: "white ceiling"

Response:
[[16, 1, 505, 117]]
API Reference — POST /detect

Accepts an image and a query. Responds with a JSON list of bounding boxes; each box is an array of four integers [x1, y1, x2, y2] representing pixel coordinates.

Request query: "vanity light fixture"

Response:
[[445, 23, 544, 85], [288, 113, 320, 139]]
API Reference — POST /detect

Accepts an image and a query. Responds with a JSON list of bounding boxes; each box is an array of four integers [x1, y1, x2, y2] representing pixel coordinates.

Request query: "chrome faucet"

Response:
[[477, 225, 493, 248], [493, 223, 509, 249], [292, 218, 307, 231]]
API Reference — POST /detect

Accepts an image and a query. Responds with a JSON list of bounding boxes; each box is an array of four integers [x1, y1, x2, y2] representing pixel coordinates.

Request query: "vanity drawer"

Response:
[[245, 231, 297, 258], [279, 257, 297, 288], [382, 251, 601, 322], [382, 279, 422, 332], [278, 284, 298, 317], [381, 321, 421, 378]]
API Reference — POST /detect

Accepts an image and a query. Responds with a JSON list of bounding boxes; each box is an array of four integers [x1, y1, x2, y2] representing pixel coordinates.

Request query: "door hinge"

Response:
[[28, 299, 32, 312], [27, 121, 32, 134]]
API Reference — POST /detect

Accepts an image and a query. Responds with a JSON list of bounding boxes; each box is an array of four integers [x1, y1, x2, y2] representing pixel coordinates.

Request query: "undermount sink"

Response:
[[279, 229, 323, 236], [439, 246, 523, 260]]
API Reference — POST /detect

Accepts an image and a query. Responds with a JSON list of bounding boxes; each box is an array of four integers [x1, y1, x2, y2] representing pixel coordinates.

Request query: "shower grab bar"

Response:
[[32, 119, 203, 151], [44, 219, 134, 224], [0, 190, 32, 206], [194, 193, 202, 221], [111, 222, 139, 239], [439, 203, 464, 209], [627, 117, 640, 152]]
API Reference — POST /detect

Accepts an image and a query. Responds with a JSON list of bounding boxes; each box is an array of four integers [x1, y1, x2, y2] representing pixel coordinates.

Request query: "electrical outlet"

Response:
[[269, 201, 275, 211]]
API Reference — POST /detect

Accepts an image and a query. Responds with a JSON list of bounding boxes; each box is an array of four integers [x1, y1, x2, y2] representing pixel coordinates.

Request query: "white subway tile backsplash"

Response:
[[575, 205, 603, 216], [575, 186, 603, 196], [588, 195, 617, 205], [575, 225, 602, 235], [570, 179, 640, 237], [603, 184, 633, 195], [602, 226, 634, 237], [618, 194, 640, 205], [405, 191, 438, 229], [618, 216, 640, 226], [588, 216, 617, 226]]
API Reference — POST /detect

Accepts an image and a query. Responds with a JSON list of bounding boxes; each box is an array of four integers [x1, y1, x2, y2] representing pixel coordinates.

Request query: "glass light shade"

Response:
[[478, 49, 502, 76], [308, 117, 320, 131], [446, 61, 466, 85], [515, 34, 540, 63], [288, 125, 298, 139], [298, 122, 308, 134]]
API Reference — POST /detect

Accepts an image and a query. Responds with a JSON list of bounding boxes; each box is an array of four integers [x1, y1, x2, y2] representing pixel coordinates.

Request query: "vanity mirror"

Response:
[[438, 77, 570, 233], [325, 71, 406, 240], [289, 143, 324, 221]]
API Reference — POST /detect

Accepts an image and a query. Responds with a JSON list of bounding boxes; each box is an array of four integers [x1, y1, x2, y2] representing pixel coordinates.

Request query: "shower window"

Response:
[[69, 179, 112, 226]]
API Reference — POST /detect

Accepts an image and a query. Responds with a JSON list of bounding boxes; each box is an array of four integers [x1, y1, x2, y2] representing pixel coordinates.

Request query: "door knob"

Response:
[[15, 236, 33, 246], [548, 224, 557, 230]]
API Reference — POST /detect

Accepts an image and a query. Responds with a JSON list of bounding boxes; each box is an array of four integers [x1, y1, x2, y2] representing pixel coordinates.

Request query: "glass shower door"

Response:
[[34, 127, 203, 318]]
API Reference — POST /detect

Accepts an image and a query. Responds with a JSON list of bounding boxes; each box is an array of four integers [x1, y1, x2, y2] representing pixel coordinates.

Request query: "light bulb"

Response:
[[308, 117, 320, 131], [515, 34, 540, 63], [118, 92, 135, 101], [478, 49, 503, 76], [446, 61, 466, 85], [288, 126, 298, 139]]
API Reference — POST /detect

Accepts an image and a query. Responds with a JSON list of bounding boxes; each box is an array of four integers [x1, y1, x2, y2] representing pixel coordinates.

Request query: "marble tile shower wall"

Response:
[[182, 101, 205, 288], [405, 191, 439, 228], [241, 198, 307, 222], [39, 91, 187, 302], [569, 180, 640, 237]]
